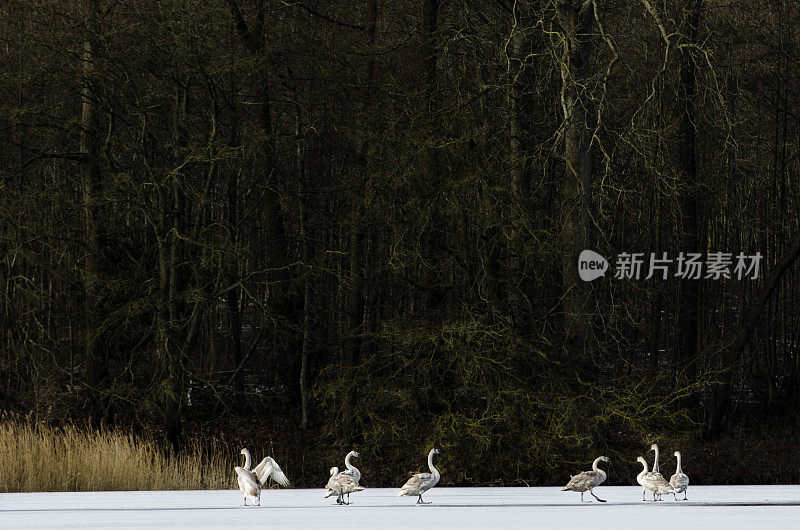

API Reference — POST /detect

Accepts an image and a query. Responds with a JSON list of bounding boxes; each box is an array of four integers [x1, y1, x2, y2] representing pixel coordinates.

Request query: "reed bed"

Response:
[[0, 417, 231, 492]]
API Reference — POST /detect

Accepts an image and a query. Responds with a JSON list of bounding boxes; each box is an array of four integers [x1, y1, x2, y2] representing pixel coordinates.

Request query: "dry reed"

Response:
[[0, 416, 231, 492]]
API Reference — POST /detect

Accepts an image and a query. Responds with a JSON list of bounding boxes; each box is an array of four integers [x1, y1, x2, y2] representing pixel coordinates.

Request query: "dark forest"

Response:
[[1, 0, 800, 489]]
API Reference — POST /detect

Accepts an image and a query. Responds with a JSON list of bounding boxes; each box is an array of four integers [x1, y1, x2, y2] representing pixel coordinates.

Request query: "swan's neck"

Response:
[[638, 460, 648, 480], [345, 452, 355, 472], [592, 458, 607, 481], [676, 453, 683, 474], [653, 446, 660, 472], [428, 450, 440, 478], [242, 450, 252, 471]]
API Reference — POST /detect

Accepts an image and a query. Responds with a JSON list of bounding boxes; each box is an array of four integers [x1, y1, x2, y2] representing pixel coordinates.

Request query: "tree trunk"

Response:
[[80, 0, 108, 425], [420, 0, 445, 314], [227, 94, 243, 394], [706, 242, 800, 438], [163, 82, 189, 450], [676, 0, 702, 389], [295, 109, 311, 429], [225, 0, 291, 373], [556, 0, 597, 366]]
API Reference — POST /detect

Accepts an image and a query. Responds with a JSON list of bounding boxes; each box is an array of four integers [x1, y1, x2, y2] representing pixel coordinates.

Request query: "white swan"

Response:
[[324, 451, 364, 505], [636, 456, 674, 501], [398, 448, 442, 504], [325, 469, 365, 505], [562, 456, 609, 502], [326, 467, 342, 503], [670, 451, 690, 501], [648, 444, 671, 500], [234, 448, 290, 506]]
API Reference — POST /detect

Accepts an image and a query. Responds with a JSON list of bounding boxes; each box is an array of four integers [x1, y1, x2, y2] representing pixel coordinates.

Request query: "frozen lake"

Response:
[[2, 486, 800, 529]]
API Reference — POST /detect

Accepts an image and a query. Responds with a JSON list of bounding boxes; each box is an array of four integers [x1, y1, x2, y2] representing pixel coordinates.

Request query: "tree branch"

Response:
[[280, 1, 365, 31], [225, 0, 260, 53]]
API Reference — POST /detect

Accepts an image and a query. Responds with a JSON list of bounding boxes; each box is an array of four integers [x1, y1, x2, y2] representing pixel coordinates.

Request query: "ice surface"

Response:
[[1, 486, 800, 529]]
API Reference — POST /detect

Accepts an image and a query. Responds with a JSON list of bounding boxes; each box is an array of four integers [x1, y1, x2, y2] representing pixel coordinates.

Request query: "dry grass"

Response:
[[0, 416, 231, 492]]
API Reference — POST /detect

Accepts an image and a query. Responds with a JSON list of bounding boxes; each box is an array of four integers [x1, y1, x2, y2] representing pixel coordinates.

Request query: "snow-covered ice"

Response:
[[2, 486, 800, 529]]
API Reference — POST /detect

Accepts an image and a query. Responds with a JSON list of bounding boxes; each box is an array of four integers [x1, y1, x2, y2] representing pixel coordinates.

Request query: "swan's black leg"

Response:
[[590, 490, 606, 503], [642, 490, 646, 501], [683, 489, 688, 501]]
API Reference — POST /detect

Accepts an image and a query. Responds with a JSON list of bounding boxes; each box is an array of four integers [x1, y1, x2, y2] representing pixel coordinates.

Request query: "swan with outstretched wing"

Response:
[[235, 448, 290, 506]]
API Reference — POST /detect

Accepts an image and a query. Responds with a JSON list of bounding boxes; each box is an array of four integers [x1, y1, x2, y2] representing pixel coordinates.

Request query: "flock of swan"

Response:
[[562, 444, 689, 503], [234, 444, 688, 506]]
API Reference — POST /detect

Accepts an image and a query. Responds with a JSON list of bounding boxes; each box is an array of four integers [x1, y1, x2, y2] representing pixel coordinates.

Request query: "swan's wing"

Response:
[[650, 472, 674, 493], [641, 472, 659, 491], [333, 472, 355, 483], [252, 457, 272, 481], [652, 472, 669, 486], [340, 473, 365, 493], [340, 468, 362, 484], [563, 470, 602, 490], [643, 472, 661, 485], [234, 466, 260, 493], [329, 472, 365, 494], [563, 473, 583, 490], [400, 472, 433, 492], [670, 473, 689, 490], [253, 456, 290, 487]]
